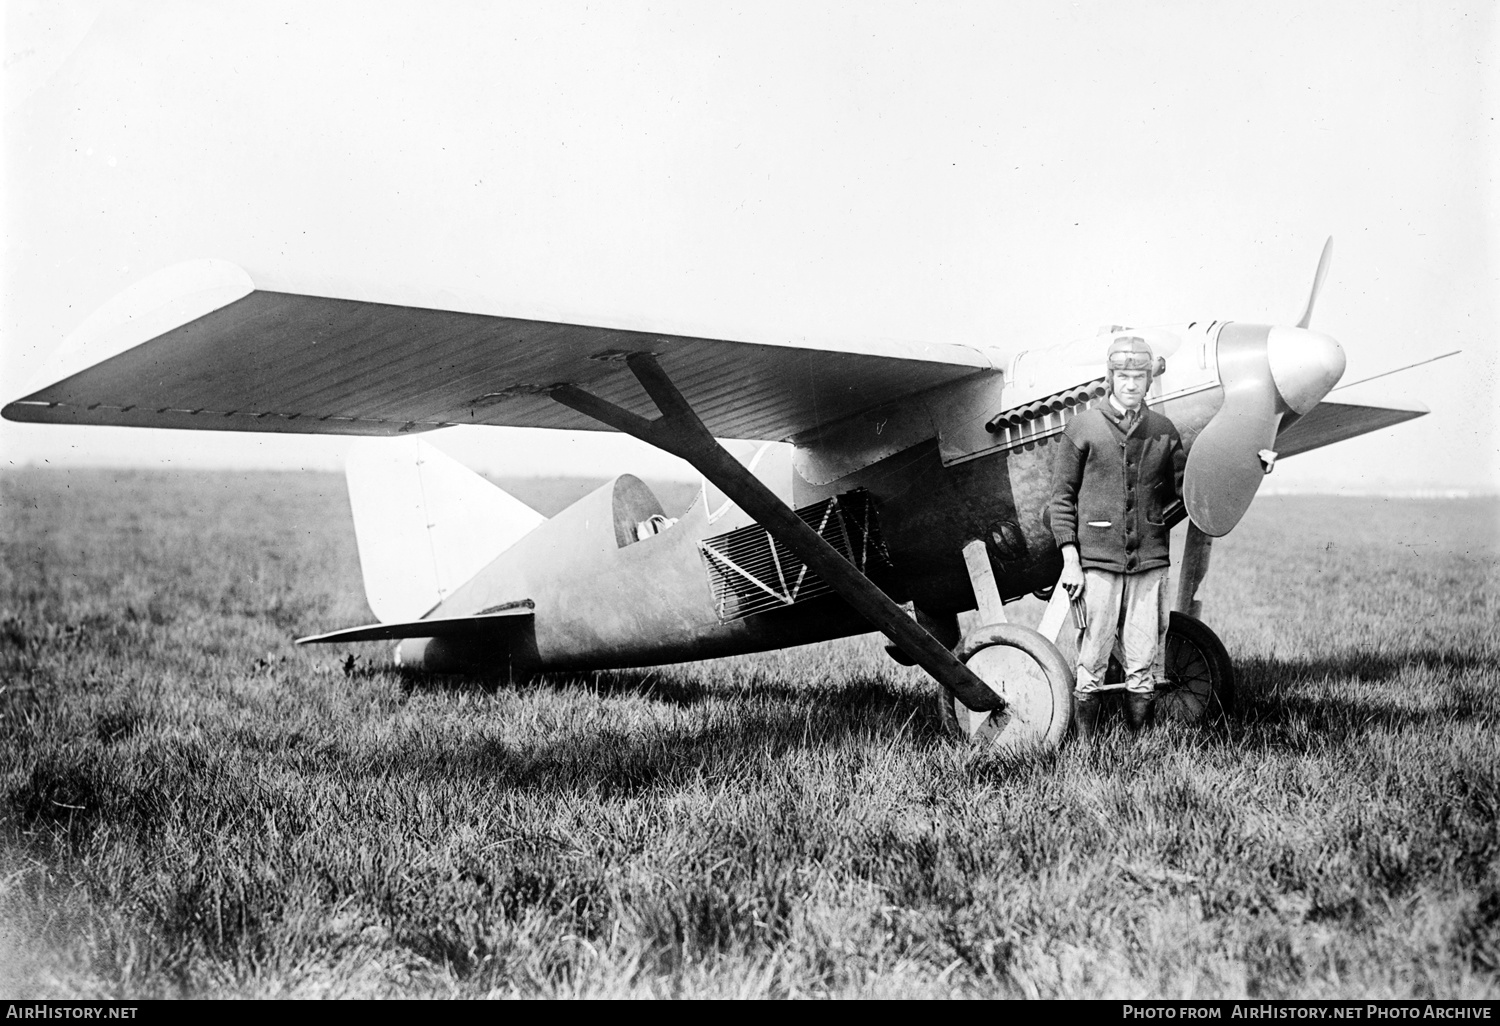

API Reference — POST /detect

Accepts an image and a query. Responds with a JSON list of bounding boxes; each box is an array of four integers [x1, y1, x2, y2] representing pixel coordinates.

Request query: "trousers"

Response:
[[1075, 566, 1169, 696]]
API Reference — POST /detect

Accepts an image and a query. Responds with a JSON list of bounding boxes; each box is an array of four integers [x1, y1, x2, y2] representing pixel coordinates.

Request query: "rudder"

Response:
[[344, 438, 545, 622]]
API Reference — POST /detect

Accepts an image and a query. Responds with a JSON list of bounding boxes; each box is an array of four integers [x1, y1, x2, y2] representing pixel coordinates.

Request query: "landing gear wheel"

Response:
[[936, 623, 1074, 752], [1156, 611, 1235, 723]]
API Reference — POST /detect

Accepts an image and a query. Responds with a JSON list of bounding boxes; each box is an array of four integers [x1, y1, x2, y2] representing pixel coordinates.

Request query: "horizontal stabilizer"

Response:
[[295, 601, 534, 646], [1275, 381, 1428, 459]]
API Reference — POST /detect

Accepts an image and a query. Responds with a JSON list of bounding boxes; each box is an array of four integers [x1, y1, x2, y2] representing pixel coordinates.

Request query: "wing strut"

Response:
[[551, 354, 1004, 714]]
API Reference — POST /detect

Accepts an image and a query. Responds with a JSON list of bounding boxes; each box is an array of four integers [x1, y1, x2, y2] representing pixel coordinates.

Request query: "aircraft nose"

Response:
[[1265, 326, 1345, 415]]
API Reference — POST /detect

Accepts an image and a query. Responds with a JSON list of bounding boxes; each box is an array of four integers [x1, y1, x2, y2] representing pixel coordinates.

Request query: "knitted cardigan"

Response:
[[1049, 403, 1185, 574]]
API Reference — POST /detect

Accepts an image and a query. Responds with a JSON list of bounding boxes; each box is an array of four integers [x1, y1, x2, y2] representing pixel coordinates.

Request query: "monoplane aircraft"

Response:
[[3, 240, 1433, 750]]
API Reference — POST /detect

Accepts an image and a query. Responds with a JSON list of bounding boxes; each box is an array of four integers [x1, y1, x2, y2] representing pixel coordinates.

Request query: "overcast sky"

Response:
[[3, 1, 1496, 491]]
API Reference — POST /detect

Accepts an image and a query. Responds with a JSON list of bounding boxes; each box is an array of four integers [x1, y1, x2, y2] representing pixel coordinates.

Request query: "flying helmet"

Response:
[[1105, 335, 1165, 390]]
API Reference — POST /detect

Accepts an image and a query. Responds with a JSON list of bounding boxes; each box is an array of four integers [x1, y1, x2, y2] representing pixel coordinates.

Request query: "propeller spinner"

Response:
[[1183, 240, 1346, 536]]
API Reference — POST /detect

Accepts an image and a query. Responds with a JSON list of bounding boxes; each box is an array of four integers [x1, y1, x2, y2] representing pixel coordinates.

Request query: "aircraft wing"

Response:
[[3, 260, 993, 443], [295, 602, 534, 645], [1274, 380, 1429, 459]]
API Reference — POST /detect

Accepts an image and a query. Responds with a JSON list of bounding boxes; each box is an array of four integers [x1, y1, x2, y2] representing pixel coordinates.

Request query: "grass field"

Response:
[[1, 468, 1496, 999]]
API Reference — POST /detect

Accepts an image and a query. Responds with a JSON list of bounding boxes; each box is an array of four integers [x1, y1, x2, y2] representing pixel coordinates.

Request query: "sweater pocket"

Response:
[[1145, 492, 1168, 526]]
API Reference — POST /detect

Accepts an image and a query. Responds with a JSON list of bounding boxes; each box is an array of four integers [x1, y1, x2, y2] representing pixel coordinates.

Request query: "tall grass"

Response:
[[1, 470, 1496, 998]]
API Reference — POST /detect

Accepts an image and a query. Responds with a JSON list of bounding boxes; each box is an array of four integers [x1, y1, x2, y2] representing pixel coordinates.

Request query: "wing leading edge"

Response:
[[4, 260, 994, 444]]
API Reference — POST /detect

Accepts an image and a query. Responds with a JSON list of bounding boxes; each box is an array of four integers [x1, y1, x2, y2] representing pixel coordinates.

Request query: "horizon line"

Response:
[[3, 462, 1496, 500]]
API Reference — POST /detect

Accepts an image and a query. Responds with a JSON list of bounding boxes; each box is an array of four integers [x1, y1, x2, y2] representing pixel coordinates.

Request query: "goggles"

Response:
[[1107, 336, 1155, 371]]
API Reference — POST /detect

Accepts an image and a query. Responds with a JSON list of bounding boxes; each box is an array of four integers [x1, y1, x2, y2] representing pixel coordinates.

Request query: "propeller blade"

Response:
[[1296, 236, 1333, 329], [1184, 326, 1283, 536]]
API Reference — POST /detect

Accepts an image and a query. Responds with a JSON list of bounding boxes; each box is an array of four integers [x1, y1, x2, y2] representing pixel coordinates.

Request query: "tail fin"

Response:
[[344, 438, 545, 622]]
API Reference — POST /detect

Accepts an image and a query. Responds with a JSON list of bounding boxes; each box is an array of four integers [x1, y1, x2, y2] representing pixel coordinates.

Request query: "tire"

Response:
[[1156, 611, 1235, 723], [936, 622, 1075, 752]]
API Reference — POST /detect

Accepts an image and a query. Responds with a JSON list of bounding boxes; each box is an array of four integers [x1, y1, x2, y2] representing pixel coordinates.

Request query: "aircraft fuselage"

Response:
[[396, 322, 1251, 675]]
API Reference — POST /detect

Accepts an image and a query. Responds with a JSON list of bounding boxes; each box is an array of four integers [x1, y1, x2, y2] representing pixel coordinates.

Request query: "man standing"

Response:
[[1049, 336, 1186, 738]]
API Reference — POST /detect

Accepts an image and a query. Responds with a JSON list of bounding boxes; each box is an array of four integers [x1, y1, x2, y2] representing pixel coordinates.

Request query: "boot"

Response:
[[1124, 690, 1156, 733], [1074, 693, 1102, 741]]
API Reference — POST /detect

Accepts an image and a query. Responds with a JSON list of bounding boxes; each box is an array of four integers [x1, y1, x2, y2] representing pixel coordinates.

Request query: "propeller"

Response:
[[1183, 240, 1346, 536]]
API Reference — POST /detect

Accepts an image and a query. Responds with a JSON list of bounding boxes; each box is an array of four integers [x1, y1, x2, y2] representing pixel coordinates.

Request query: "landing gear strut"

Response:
[[1162, 522, 1235, 721]]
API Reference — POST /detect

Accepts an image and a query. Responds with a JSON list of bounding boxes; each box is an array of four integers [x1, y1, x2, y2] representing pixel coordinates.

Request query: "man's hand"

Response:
[[1059, 544, 1085, 601]]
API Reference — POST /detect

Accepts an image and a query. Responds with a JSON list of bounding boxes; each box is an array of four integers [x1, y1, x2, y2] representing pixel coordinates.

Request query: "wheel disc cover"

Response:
[[950, 644, 1060, 748]]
